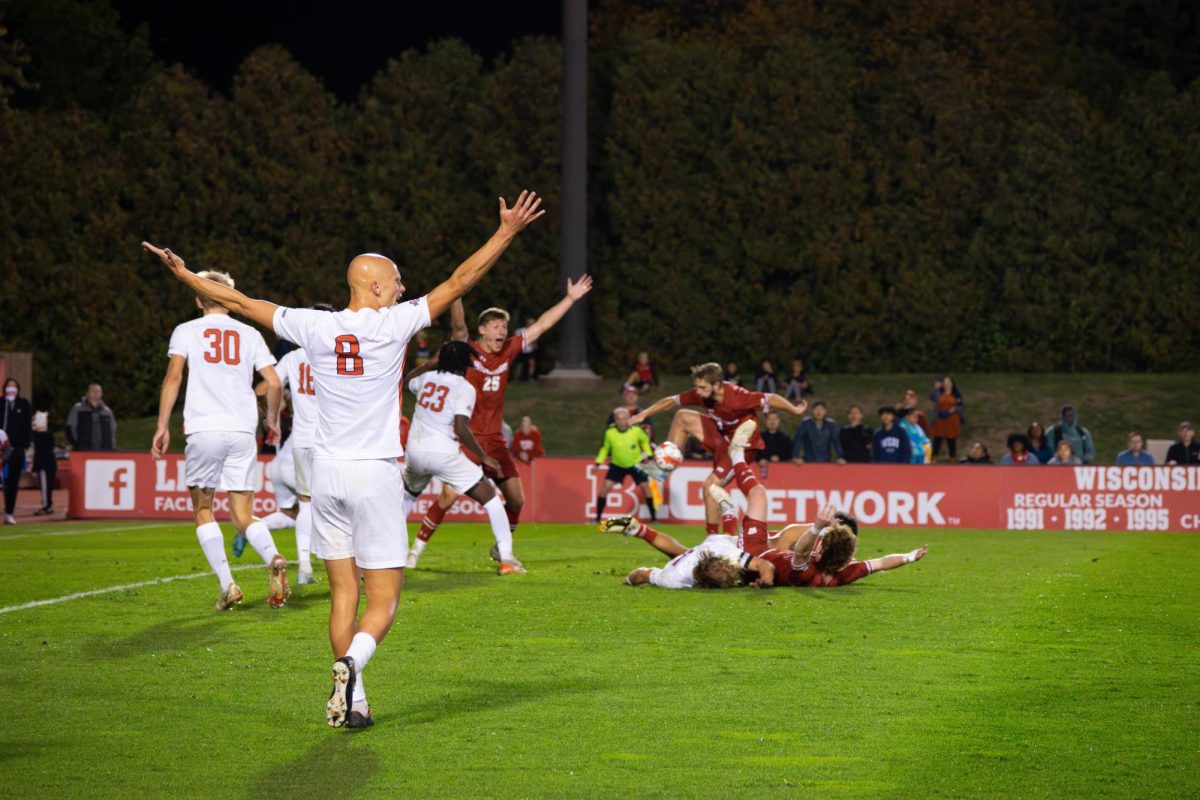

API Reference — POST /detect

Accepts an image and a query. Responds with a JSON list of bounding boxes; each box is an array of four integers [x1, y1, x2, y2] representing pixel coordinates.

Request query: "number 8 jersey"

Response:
[[168, 315, 275, 435], [407, 372, 477, 453], [273, 298, 431, 460]]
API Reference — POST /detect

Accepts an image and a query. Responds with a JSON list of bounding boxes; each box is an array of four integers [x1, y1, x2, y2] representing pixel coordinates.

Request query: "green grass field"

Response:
[[119, 372, 1200, 461], [2, 520, 1197, 798]]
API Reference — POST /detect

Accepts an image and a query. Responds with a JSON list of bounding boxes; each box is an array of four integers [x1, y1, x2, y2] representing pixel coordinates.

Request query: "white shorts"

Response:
[[267, 445, 298, 509], [292, 446, 313, 497], [311, 457, 408, 569], [402, 444, 484, 495], [185, 431, 257, 491]]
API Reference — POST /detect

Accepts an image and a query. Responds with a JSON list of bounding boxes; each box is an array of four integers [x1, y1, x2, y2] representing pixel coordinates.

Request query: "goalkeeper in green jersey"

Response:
[[595, 407, 657, 523]]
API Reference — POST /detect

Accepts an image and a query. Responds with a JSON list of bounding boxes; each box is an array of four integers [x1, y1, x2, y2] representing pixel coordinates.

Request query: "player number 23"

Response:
[[418, 383, 449, 413]]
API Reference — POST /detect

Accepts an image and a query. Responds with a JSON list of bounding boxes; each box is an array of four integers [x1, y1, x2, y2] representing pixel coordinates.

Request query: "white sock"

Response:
[[400, 490, 419, 520], [345, 631, 377, 673], [410, 537, 427, 556], [352, 671, 366, 704], [484, 496, 514, 561], [261, 511, 296, 531], [295, 501, 313, 573], [730, 448, 746, 466], [243, 520, 280, 564], [196, 522, 234, 590]]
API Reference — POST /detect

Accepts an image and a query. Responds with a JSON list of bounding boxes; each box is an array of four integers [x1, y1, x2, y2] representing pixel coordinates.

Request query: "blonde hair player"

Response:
[[153, 268, 289, 611], [143, 187, 545, 730]]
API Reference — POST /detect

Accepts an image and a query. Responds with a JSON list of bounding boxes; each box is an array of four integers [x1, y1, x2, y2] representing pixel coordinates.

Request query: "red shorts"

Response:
[[466, 434, 521, 483], [739, 517, 770, 556], [699, 416, 760, 481]]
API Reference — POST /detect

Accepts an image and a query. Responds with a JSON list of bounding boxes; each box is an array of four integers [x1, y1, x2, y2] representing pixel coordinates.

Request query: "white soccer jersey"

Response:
[[272, 298, 430, 459], [407, 372, 476, 453], [276, 348, 318, 448], [649, 535, 754, 589], [168, 315, 275, 435]]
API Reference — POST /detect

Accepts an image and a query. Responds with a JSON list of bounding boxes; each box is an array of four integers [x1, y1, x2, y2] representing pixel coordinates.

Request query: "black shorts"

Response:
[[605, 464, 648, 484]]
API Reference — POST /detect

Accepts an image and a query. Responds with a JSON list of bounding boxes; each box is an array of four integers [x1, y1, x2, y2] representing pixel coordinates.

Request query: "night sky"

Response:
[[111, 0, 562, 98]]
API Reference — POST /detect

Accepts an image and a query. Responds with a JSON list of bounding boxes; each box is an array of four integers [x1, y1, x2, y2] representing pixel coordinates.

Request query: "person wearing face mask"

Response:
[[1, 378, 33, 525]]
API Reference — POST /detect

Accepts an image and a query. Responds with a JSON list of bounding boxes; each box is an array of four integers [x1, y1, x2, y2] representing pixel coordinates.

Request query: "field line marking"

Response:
[[0, 562, 284, 616], [0, 522, 176, 542]]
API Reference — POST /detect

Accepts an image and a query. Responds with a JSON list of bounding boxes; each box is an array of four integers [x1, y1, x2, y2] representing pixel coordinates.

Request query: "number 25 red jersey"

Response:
[[466, 332, 526, 437]]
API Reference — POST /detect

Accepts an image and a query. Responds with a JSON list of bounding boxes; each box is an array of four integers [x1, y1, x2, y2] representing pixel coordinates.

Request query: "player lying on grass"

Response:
[[602, 419, 926, 588], [629, 362, 807, 537], [398, 341, 525, 574], [603, 516, 779, 589]]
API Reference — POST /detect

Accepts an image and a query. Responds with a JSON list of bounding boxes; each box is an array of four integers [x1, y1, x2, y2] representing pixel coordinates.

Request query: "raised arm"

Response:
[[141, 243, 279, 329], [523, 274, 594, 346], [767, 393, 807, 417], [426, 191, 545, 320], [449, 299, 469, 342], [864, 545, 928, 574], [629, 395, 680, 426], [152, 355, 186, 458]]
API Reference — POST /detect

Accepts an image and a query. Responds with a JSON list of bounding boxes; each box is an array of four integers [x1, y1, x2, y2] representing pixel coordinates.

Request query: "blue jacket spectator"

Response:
[[1116, 432, 1154, 465], [792, 401, 844, 463], [898, 407, 930, 464], [1047, 404, 1096, 464], [872, 406, 911, 463], [1027, 422, 1053, 465]]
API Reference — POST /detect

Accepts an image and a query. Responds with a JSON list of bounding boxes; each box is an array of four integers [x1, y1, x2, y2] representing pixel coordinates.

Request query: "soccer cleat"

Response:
[[214, 582, 243, 611], [489, 544, 501, 563], [405, 550, 420, 570], [639, 460, 666, 481], [346, 708, 375, 730], [499, 558, 527, 575], [707, 484, 737, 519], [3, 514, 15, 525], [231, 531, 247, 558], [297, 572, 319, 586], [268, 555, 291, 608], [597, 516, 642, 537], [326, 657, 355, 729], [728, 418, 758, 456]]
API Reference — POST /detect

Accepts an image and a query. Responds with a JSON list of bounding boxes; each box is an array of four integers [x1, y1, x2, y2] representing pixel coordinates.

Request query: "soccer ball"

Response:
[[653, 441, 683, 471]]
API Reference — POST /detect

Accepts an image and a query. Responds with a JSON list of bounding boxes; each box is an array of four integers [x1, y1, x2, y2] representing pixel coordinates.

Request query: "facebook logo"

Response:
[[85, 460, 136, 510]]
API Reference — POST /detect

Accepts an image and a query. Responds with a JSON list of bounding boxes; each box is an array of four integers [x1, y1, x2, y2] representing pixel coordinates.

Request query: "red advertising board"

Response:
[[69, 453, 1200, 532]]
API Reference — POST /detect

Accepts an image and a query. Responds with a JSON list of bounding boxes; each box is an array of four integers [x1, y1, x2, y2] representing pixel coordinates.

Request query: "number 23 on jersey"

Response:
[[418, 383, 449, 412]]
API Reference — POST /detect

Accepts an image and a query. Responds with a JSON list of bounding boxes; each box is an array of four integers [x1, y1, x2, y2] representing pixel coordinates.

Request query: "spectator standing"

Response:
[[754, 360, 777, 395], [929, 376, 964, 459], [723, 362, 744, 387], [840, 405, 873, 463], [1000, 434, 1040, 465], [783, 358, 813, 401], [0, 378, 32, 525], [960, 442, 993, 463], [510, 416, 545, 464], [898, 407, 931, 464], [65, 383, 117, 451], [1047, 404, 1096, 465], [1116, 432, 1155, 465], [513, 317, 538, 381], [901, 389, 931, 436], [872, 405, 911, 463], [625, 351, 658, 393], [1027, 422, 1053, 465], [1047, 440, 1082, 466], [792, 401, 845, 464], [1165, 422, 1199, 465], [756, 411, 793, 464], [32, 410, 57, 515]]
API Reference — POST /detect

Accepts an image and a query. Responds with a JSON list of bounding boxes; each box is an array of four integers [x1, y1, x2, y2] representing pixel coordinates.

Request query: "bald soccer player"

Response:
[[143, 188, 545, 730]]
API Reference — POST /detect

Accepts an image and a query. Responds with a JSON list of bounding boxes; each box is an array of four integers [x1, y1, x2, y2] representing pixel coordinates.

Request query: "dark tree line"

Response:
[[1, 0, 1197, 420]]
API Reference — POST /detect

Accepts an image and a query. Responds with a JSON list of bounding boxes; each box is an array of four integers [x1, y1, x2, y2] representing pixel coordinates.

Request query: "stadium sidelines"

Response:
[[0, 522, 170, 542], [0, 561, 286, 616]]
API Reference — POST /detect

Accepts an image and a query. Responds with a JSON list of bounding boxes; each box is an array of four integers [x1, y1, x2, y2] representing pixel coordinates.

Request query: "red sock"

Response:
[[705, 522, 719, 535], [721, 512, 738, 535], [418, 502, 449, 542], [636, 524, 659, 544], [732, 462, 761, 496]]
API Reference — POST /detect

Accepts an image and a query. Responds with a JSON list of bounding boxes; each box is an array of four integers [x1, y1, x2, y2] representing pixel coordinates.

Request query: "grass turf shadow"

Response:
[[387, 675, 616, 728], [246, 734, 379, 800]]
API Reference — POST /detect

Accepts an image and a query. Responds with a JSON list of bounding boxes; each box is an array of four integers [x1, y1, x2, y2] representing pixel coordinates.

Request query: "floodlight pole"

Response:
[[544, 0, 601, 386]]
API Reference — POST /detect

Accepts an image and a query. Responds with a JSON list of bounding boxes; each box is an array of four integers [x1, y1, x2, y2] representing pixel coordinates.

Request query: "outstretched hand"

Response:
[[815, 503, 837, 527], [566, 274, 593, 301], [142, 241, 189, 276], [498, 190, 545, 235], [911, 545, 928, 562]]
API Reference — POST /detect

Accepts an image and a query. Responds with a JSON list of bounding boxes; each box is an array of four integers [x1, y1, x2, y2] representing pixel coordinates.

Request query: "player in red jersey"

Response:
[[602, 419, 926, 588], [405, 274, 593, 571], [630, 361, 808, 536]]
